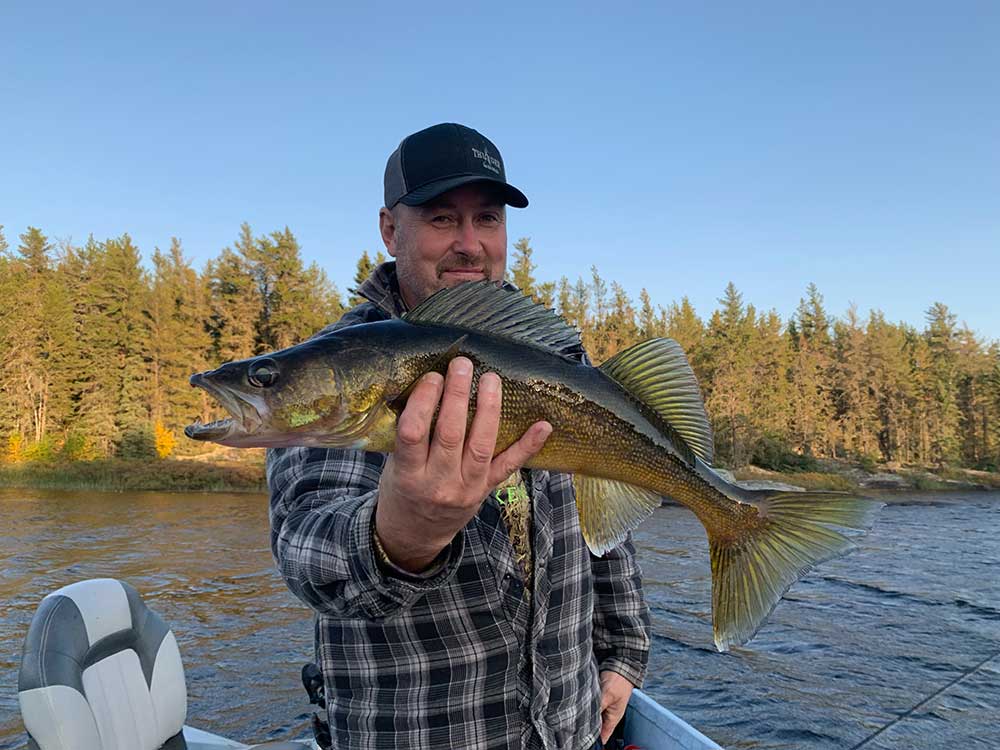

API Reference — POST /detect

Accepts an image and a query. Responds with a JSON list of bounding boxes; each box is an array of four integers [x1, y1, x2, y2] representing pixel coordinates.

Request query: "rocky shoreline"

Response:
[[722, 460, 1000, 493]]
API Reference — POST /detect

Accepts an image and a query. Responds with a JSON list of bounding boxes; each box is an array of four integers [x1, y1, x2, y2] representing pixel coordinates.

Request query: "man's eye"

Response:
[[480, 213, 500, 224], [431, 215, 453, 225]]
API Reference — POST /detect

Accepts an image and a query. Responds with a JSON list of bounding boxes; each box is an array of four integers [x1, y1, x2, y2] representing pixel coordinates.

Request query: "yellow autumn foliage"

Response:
[[6, 434, 24, 463], [154, 421, 176, 459]]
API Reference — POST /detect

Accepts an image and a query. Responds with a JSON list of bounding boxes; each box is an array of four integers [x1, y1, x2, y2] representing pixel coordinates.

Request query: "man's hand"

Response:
[[375, 356, 551, 572], [599, 670, 634, 744]]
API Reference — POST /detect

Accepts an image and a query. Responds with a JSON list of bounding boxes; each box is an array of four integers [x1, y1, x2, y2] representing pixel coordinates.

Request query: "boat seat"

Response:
[[18, 578, 188, 750], [18, 578, 311, 750]]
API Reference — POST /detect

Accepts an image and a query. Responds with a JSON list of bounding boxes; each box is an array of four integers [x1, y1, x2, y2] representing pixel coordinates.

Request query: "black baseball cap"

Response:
[[384, 123, 528, 209]]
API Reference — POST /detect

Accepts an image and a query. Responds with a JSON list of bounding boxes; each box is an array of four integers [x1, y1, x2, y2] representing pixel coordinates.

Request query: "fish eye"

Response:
[[248, 359, 279, 388]]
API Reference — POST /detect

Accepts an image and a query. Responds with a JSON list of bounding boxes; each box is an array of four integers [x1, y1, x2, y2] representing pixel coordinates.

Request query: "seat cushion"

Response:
[[18, 579, 187, 750]]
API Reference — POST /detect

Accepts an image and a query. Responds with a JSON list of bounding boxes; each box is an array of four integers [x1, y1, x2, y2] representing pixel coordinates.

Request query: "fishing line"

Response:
[[848, 648, 1000, 749]]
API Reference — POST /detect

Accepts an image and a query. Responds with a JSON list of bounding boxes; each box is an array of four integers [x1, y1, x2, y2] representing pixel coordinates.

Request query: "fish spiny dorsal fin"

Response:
[[403, 281, 583, 354], [572, 475, 662, 556], [598, 338, 715, 465]]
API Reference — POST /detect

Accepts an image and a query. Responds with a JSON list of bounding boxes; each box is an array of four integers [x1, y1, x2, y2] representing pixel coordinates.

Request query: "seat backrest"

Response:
[[18, 578, 187, 750]]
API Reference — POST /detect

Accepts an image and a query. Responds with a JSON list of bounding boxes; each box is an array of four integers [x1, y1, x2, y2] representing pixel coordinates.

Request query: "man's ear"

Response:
[[379, 207, 398, 257]]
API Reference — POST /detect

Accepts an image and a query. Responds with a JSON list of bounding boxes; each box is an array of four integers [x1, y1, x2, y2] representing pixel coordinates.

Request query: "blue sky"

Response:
[[3, 2, 998, 341]]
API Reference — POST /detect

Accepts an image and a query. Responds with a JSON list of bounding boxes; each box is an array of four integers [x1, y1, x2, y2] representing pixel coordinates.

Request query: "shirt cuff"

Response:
[[370, 514, 453, 581], [597, 655, 647, 689]]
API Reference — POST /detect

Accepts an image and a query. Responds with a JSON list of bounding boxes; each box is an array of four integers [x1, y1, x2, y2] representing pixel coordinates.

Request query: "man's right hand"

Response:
[[374, 356, 551, 573]]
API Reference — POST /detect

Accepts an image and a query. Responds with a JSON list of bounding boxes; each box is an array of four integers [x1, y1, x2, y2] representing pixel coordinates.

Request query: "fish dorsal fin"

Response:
[[403, 281, 583, 354], [598, 338, 715, 465], [573, 475, 662, 556]]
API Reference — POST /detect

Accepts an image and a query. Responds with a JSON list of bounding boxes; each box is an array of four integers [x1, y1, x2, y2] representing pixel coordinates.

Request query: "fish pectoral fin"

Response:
[[573, 475, 662, 556], [709, 491, 883, 652]]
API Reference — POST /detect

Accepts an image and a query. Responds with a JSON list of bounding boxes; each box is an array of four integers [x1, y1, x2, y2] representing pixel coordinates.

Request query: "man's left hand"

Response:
[[599, 670, 634, 744]]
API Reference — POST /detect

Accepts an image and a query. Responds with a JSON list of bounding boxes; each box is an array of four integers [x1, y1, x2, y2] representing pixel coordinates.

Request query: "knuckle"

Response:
[[444, 381, 470, 402], [466, 441, 494, 464], [428, 488, 450, 506], [396, 414, 427, 445], [435, 425, 464, 451]]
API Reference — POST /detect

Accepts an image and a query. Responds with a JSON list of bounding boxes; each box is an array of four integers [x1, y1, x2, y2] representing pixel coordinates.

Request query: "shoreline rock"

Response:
[[712, 468, 807, 492]]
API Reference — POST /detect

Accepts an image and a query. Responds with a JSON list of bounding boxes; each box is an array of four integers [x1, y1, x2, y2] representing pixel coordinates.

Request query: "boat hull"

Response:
[[181, 688, 723, 750]]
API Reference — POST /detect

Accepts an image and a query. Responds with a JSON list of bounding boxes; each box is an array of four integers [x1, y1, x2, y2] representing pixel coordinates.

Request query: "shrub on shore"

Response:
[[0, 458, 266, 492]]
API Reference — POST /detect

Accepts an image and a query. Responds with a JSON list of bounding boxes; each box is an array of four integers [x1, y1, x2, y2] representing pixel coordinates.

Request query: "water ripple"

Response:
[[2, 488, 998, 749]]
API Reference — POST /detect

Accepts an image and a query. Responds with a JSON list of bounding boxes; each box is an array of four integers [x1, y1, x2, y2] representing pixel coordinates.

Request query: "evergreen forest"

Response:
[[2, 225, 998, 475]]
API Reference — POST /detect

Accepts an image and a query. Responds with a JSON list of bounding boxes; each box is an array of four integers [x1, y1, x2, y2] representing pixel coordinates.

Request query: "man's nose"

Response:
[[453, 217, 482, 254]]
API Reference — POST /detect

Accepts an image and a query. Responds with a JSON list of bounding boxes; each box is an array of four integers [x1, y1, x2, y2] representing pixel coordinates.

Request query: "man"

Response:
[[268, 123, 650, 750]]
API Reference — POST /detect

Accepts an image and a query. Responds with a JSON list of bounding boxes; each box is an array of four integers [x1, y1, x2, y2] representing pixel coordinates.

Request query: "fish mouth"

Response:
[[185, 372, 266, 443]]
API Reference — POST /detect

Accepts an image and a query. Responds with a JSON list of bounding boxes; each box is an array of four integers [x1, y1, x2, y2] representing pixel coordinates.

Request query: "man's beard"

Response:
[[436, 255, 493, 279]]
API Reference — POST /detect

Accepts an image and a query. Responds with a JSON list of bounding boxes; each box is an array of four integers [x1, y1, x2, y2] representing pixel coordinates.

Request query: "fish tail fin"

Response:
[[708, 489, 883, 652]]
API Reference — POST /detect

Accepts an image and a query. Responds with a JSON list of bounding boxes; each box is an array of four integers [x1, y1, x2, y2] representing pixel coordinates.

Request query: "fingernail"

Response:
[[424, 371, 443, 386], [452, 357, 472, 376]]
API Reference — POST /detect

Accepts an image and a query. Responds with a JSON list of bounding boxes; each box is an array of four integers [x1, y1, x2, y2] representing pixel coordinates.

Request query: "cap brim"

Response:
[[399, 175, 528, 208]]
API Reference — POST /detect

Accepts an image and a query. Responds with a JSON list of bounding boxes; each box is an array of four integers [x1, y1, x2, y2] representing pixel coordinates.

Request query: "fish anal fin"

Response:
[[573, 475, 662, 556], [598, 338, 714, 465]]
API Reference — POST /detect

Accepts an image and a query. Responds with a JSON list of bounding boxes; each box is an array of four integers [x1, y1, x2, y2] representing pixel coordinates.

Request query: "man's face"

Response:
[[379, 182, 507, 309]]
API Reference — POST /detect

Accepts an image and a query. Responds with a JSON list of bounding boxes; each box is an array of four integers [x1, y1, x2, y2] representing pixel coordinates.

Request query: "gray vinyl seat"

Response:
[[18, 578, 306, 750]]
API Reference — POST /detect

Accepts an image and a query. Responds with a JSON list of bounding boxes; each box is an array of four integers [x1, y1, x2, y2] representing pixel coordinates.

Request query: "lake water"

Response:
[[1, 487, 998, 749]]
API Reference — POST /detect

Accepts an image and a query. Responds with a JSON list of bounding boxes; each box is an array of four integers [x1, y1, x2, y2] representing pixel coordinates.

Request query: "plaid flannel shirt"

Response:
[[268, 263, 650, 750]]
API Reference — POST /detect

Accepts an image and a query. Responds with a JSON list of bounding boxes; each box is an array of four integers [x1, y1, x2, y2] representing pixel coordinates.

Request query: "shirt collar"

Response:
[[355, 261, 408, 319]]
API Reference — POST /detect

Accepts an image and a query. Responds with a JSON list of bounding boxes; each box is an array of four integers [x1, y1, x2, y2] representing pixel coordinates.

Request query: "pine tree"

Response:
[[64, 237, 118, 455], [582, 267, 611, 361], [749, 308, 793, 449], [638, 289, 660, 339], [535, 281, 556, 309], [863, 312, 911, 463], [101, 235, 153, 449], [261, 227, 342, 347], [39, 244, 77, 438], [703, 283, 757, 466], [788, 285, 836, 457], [954, 325, 992, 467], [985, 344, 1000, 469], [557, 277, 572, 320], [205, 224, 260, 362], [508, 238, 537, 299], [149, 238, 212, 435], [665, 298, 704, 371], [0, 228, 74, 446], [301, 260, 345, 333], [603, 282, 639, 356], [832, 305, 879, 460], [18, 227, 52, 274], [0, 226, 19, 440], [923, 302, 962, 465], [351, 250, 386, 306], [567, 277, 590, 333]]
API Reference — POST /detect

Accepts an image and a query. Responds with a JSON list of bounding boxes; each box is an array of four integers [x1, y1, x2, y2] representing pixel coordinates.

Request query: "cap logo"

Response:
[[471, 146, 502, 176]]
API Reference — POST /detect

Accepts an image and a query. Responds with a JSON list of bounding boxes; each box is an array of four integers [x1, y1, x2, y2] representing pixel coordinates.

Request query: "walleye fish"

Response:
[[186, 281, 880, 651]]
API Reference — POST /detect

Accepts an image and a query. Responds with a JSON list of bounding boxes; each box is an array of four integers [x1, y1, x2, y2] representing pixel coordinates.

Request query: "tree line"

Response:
[[1, 225, 998, 471]]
